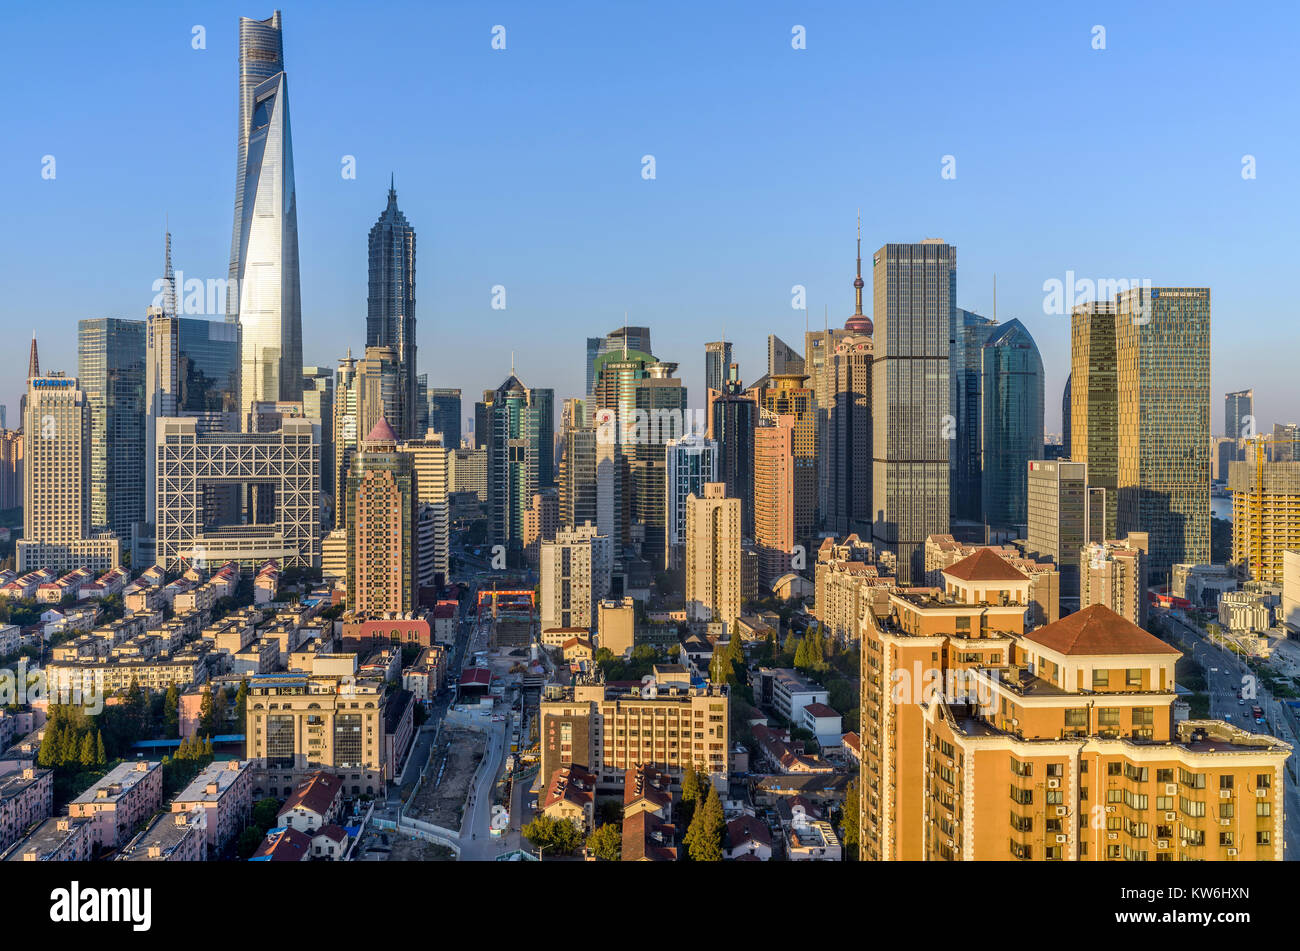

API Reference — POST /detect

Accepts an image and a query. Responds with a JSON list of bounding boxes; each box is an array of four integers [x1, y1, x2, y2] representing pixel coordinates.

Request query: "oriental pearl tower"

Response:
[[845, 213, 873, 336]]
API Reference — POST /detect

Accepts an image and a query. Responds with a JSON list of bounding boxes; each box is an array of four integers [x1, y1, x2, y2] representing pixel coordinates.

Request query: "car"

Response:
[[1239, 697, 1246, 704]]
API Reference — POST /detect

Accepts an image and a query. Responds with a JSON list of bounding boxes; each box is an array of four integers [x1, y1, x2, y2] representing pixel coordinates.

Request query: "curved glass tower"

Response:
[[229, 12, 302, 423], [979, 318, 1045, 534]]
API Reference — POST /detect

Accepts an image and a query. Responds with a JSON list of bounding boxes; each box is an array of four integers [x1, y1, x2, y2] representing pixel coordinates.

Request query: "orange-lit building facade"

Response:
[[860, 548, 1289, 861]]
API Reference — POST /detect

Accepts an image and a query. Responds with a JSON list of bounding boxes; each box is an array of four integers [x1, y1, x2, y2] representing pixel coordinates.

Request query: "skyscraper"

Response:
[[78, 318, 146, 542], [1115, 287, 1211, 580], [428, 388, 461, 447], [953, 308, 997, 523], [333, 350, 359, 506], [19, 371, 123, 572], [229, 12, 301, 420], [539, 523, 612, 632], [1225, 389, 1254, 440], [585, 326, 652, 424], [1070, 301, 1118, 540], [630, 362, 687, 569], [367, 179, 418, 438], [754, 416, 801, 588], [354, 346, 401, 447], [711, 379, 756, 539], [486, 373, 548, 555], [302, 366, 335, 519], [1061, 371, 1072, 458], [704, 340, 732, 396], [397, 436, 451, 583], [979, 318, 1044, 535], [345, 417, 418, 614], [665, 434, 717, 570], [826, 231, 875, 537], [1025, 459, 1090, 600], [685, 483, 741, 628], [871, 240, 955, 583], [767, 334, 804, 377]]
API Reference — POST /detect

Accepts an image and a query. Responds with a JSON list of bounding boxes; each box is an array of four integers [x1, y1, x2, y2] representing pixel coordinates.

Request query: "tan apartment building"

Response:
[[540, 679, 730, 791], [1230, 449, 1300, 584], [3, 816, 93, 862], [171, 759, 254, 856], [1079, 533, 1149, 627], [68, 760, 164, 850], [597, 597, 636, 656], [0, 767, 52, 855], [116, 811, 205, 862], [860, 548, 1288, 861], [245, 674, 388, 798], [685, 483, 741, 629]]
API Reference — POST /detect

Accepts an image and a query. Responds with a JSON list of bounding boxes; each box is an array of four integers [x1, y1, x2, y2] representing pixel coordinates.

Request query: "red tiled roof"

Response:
[[252, 826, 311, 861], [726, 814, 772, 849], [802, 702, 840, 719], [459, 667, 492, 687], [943, 547, 1029, 583], [279, 771, 342, 820], [622, 810, 677, 861], [1023, 603, 1180, 657], [313, 823, 347, 843], [561, 637, 594, 651]]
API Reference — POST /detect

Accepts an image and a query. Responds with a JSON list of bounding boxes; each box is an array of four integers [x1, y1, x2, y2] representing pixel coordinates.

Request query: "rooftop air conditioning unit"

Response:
[[1047, 778, 1060, 789]]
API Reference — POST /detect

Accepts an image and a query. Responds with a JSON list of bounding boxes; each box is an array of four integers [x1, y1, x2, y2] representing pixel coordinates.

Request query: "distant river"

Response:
[[1211, 495, 1233, 521]]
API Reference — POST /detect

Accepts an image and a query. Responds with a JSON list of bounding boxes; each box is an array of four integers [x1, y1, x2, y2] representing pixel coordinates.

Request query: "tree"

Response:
[[684, 783, 725, 861], [234, 678, 249, 728], [586, 822, 622, 861], [252, 797, 282, 834], [840, 779, 860, 858], [198, 688, 217, 737], [94, 731, 107, 767], [522, 813, 583, 856], [163, 684, 180, 738], [78, 732, 96, 769], [237, 826, 265, 859]]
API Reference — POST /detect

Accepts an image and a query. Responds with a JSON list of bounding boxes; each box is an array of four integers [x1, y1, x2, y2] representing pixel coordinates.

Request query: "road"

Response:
[[1160, 609, 1300, 858]]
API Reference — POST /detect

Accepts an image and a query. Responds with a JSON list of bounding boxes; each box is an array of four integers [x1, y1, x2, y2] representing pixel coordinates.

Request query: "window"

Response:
[[1257, 802, 1272, 817], [1092, 669, 1109, 688], [1257, 773, 1272, 789], [1126, 668, 1142, 687]]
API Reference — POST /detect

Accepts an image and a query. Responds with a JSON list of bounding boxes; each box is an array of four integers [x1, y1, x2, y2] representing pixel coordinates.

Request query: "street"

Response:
[[1160, 609, 1300, 858]]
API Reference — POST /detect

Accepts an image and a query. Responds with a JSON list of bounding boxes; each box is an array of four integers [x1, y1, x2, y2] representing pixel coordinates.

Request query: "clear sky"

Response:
[[3, 0, 1297, 434]]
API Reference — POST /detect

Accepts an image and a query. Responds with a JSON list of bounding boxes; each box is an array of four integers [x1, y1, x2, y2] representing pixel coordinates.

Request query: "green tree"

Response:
[[237, 826, 265, 859], [684, 783, 725, 861], [234, 678, 249, 728], [252, 797, 281, 833], [163, 684, 181, 738], [95, 731, 106, 768], [586, 822, 622, 861], [840, 779, 860, 858], [78, 732, 96, 768]]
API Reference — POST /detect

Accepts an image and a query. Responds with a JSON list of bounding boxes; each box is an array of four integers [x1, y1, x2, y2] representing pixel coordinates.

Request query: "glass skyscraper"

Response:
[[979, 318, 1045, 534], [229, 12, 302, 422], [1070, 301, 1118, 540], [428, 387, 462, 447], [953, 308, 997, 523], [704, 340, 732, 395], [367, 179, 418, 438], [78, 318, 146, 542], [1225, 388, 1253, 440], [871, 240, 955, 583]]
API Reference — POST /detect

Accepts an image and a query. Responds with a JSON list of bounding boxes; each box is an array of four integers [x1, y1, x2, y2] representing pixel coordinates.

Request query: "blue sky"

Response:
[[3, 0, 1297, 433]]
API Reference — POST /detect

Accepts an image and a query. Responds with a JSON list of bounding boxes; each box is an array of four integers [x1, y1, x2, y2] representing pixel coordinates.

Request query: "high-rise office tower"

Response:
[[711, 379, 756, 539], [0, 429, 22, 511], [825, 241, 875, 537], [367, 179, 418, 438], [979, 319, 1044, 535], [1061, 371, 1072, 458], [449, 446, 488, 503], [1070, 301, 1118, 541], [1271, 423, 1299, 463], [486, 373, 548, 555], [345, 418, 418, 614], [354, 346, 400, 448], [753, 415, 804, 588], [585, 326, 652, 424], [333, 351, 359, 506], [767, 334, 804, 377], [871, 240, 955, 583], [77, 318, 146, 543], [302, 366, 334, 514], [414, 374, 429, 438], [704, 340, 732, 396], [559, 399, 597, 531], [539, 523, 612, 632], [229, 12, 301, 420], [953, 308, 998, 523], [806, 321, 850, 528], [18, 374, 121, 573], [685, 483, 741, 628], [629, 362, 687, 569], [428, 387, 461, 447], [1115, 287, 1211, 580], [761, 374, 818, 556], [154, 416, 318, 570], [1225, 389, 1254, 440], [397, 436, 450, 582], [1025, 459, 1091, 600], [665, 434, 717, 570]]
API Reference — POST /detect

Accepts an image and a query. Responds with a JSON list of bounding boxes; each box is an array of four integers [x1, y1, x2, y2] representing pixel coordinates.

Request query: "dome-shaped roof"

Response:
[[844, 314, 873, 334]]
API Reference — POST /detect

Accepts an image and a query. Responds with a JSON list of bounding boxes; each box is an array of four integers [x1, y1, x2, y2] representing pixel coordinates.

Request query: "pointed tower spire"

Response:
[[845, 210, 874, 336], [163, 225, 176, 318], [27, 333, 39, 379]]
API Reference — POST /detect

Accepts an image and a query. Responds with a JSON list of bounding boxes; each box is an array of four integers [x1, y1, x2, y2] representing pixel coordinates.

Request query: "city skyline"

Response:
[[4, 1, 1297, 433]]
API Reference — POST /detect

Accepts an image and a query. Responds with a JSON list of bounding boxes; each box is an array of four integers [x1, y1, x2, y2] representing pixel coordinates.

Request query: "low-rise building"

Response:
[[622, 810, 677, 861], [2, 816, 93, 861], [68, 760, 164, 850], [725, 814, 772, 860], [171, 759, 254, 856], [277, 771, 344, 833], [753, 667, 829, 724], [116, 811, 205, 862], [250, 825, 311, 861], [541, 763, 597, 830], [0, 767, 53, 855]]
